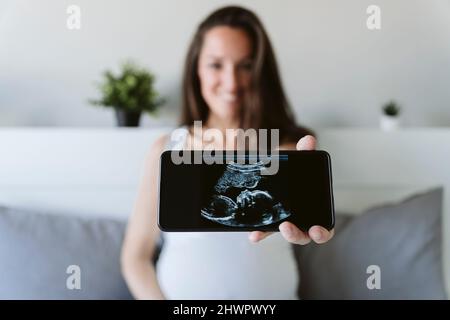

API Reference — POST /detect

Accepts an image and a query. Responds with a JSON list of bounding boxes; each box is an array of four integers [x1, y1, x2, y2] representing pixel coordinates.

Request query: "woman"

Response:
[[121, 6, 334, 300]]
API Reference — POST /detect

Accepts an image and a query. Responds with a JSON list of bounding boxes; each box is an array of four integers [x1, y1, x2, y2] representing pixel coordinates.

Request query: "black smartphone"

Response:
[[158, 150, 335, 232]]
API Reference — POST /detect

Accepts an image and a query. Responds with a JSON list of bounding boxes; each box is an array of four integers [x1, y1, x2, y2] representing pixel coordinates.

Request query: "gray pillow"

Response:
[[0, 206, 132, 299], [294, 187, 446, 299]]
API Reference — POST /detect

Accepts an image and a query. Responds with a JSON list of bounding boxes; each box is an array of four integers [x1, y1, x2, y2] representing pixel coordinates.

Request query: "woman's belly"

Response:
[[156, 232, 299, 300]]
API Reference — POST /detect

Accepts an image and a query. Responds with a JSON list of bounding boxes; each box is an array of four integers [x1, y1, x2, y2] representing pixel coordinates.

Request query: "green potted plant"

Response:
[[380, 100, 401, 131], [90, 61, 165, 127]]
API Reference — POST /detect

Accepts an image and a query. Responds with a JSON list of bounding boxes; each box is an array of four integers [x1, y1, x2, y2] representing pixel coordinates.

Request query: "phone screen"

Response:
[[158, 150, 334, 232]]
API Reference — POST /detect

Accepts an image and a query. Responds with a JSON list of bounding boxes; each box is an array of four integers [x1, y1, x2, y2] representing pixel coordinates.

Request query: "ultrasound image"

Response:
[[200, 161, 290, 227]]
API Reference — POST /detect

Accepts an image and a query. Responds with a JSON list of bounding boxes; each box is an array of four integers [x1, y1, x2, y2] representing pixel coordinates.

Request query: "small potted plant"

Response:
[[380, 100, 401, 131], [90, 61, 165, 127]]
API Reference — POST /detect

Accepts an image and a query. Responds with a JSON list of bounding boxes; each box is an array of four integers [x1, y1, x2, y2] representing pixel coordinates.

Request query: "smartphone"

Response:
[[158, 150, 335, 232]]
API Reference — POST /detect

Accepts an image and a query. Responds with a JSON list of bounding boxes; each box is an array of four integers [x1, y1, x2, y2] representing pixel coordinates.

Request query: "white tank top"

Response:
[[156, 127, 299, 299]]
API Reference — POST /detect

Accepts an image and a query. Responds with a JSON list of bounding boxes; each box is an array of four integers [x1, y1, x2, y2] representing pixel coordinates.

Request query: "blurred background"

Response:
[[1, 0, 450, 128], [0, 0, 449, 300]]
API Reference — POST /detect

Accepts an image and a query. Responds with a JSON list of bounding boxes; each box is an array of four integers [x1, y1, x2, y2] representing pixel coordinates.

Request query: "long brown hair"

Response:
[[181, 6, 313, 143]]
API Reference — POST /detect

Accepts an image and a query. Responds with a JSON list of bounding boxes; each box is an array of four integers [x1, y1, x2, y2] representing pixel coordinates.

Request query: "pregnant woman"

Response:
[[121, 5, 334, 299]]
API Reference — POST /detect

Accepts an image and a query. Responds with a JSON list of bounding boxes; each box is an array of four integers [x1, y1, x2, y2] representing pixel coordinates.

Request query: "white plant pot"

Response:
[[380, 115, 400, 131]]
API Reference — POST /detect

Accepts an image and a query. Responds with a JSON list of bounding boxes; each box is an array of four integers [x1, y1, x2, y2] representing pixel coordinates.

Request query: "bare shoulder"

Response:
[[279, 125, 316, 150], [147, 134, 170, 159], [153, 134, 170, 151]]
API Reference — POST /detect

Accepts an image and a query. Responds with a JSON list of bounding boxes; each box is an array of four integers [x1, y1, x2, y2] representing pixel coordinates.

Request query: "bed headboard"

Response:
[[0, 127, 449, 294]]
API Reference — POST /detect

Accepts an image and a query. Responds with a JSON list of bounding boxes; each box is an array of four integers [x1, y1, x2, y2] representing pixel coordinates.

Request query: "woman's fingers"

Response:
[[249, 222, 311, 245], [296, 135, 316, 151], [279, 222, 311, 245], [248, 231, 274, 243], [249, 224, 334, 245], [308, 225, 335, 244]]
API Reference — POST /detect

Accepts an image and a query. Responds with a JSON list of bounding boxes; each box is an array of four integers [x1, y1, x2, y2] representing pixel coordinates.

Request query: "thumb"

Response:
[[296, 135, 316, 151]]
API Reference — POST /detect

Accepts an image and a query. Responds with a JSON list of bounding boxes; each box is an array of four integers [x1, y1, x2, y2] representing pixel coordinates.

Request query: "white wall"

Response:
[[1, 0, 450, 128]]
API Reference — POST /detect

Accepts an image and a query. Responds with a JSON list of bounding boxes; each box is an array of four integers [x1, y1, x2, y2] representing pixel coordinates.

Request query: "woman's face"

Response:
[[197, 26, 253, 124]]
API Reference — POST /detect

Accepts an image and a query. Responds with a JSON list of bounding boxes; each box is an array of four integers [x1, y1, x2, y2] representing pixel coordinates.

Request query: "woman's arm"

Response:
[[120, 135, 168, 300]]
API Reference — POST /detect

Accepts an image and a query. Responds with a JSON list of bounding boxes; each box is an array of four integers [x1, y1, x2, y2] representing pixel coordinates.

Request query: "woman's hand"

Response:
[[248, 135, 335, 245]]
